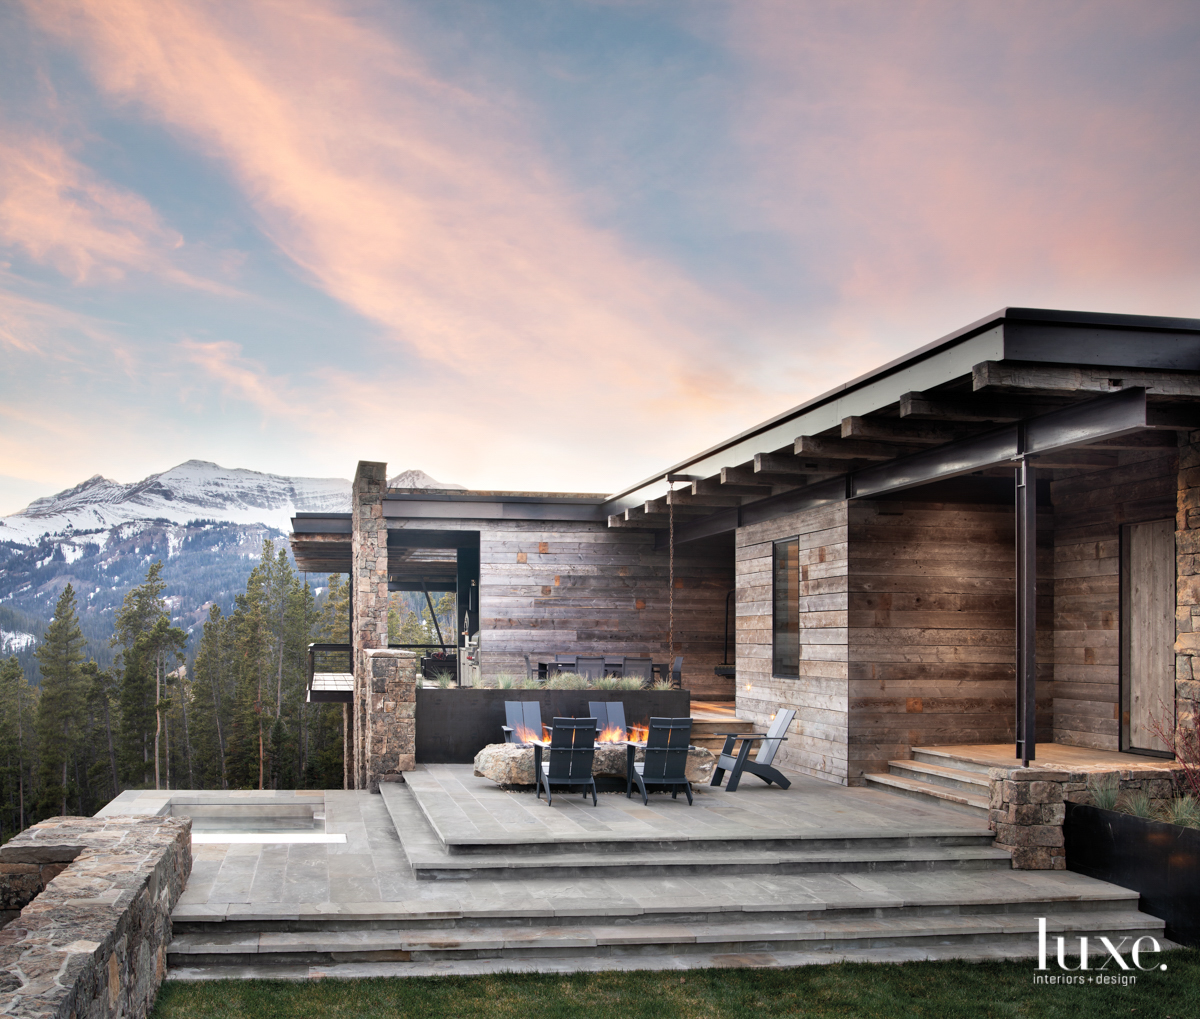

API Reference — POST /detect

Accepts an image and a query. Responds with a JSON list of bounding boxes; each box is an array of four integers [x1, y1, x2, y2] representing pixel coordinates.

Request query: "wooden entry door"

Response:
[[1122, 519, 1176, 754]]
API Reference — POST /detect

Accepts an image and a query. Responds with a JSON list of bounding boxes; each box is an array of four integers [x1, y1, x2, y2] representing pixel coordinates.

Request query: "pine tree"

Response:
[[113, 564, 187, 789], [0, 657, 37, 841], [34, 585, 87, 817]]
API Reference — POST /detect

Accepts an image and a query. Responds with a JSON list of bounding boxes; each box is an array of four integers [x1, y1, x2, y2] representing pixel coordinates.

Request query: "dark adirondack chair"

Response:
[[621, 657, 654, 686], [628, 717, 694, 805], [574, 656, 606, 681], [588, 701, 627, 738], [710, 709, 796, 792], [536, 717, 598, 806], [671, 656, 683, 688], [501, 700, 543, 744]]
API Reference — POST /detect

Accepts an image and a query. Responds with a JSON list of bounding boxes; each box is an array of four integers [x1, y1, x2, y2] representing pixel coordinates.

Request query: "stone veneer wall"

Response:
[[1174, 432, 1200, 746], [0, 815, 191, 1019], [362, 648, 418, 790], [351, 460, 397, 790], [988, 764, 1182, 869]]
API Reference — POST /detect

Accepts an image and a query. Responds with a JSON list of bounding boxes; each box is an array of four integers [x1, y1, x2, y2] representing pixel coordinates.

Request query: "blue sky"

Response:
[[2, 1, 1199, 512]]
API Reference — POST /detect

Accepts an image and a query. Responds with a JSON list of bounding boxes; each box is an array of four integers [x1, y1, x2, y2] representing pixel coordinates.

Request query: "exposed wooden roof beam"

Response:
[[721, 465, 800, 488], [973, 361, 1200, 399], [795, 434, 923, 460], [645, 496, 717, 516], [687, 479, 759, 502], [900, 391, 1061, 422], [753, 452, 807, 477], [840, 415, 977, 445]]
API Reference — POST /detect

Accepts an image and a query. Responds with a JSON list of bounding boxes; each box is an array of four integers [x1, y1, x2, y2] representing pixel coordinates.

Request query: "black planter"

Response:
[[414, 688, 691, 764], [1064, 801, 1200, 947]]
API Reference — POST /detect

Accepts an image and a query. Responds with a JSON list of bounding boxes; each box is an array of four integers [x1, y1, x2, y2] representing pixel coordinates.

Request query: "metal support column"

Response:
[[1015, 456, 1037, 767]]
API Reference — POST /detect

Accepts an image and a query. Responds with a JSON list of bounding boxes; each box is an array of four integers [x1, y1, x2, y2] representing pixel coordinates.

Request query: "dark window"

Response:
[[773, 538, 799, 676]]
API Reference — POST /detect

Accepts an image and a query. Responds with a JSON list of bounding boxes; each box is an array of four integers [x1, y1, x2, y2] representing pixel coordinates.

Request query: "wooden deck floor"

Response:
[[922, 743, 1179, 773]]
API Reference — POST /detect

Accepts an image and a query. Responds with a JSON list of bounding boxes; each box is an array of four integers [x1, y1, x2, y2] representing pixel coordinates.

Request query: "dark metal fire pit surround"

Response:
[[414, 688, 690, 764]]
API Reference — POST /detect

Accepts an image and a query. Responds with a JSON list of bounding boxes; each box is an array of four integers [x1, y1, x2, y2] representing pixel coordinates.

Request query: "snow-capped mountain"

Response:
[[0, 460, 352, 545], [0, 461, 465, 681], [388, 469, 465, 490]]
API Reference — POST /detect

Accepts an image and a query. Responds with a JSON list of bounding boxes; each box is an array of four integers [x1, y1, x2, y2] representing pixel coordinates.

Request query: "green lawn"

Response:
[[153, 950, 1200, 1019]]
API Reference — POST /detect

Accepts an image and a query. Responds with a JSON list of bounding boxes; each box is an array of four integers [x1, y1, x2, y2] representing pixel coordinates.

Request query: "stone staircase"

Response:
[[167, 891, 1164, 978], [386, 778, 1009, 880], [862, 748, 992, 818], [166, 778, 1173, 980]]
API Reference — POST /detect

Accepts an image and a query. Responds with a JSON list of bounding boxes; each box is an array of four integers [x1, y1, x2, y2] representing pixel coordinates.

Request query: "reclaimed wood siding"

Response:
[[735, 503, 850, 784], [1050, 448, 1178, 750], [476, 521, 734, 698], [844, 500, 1053, 783]]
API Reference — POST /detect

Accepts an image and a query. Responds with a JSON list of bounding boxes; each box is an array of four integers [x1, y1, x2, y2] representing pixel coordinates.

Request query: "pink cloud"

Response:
[[25, 0, 755, 426], [0, 128, 244, 296], [718, 2, 1200, 326]]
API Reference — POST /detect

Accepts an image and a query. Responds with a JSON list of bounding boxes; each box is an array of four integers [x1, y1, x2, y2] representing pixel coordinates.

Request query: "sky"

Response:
[[2, 0, 1199, 513]]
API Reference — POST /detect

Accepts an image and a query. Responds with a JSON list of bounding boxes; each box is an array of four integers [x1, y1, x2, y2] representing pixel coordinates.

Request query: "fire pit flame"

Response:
[[513, 724, 550, 743]]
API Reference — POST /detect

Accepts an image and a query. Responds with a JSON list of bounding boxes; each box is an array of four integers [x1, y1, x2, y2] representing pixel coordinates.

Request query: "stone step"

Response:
[[172, 884, 1143, 935], [861, 773, 991, 818], [405, 843, 1013, 880], [166, 934, 1179, 981], [912, 748, 994, 776], [887, 759, 991, 794], [166, 909, 1166, 970]]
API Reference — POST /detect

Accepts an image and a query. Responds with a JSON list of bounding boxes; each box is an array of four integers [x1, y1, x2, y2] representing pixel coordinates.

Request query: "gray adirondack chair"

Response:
[[536, 717, 598, 806], [501, 700, 543, 744], [588, 701, 627, 738], [710, 709, 796, 792], [628, 717, 693, 805]]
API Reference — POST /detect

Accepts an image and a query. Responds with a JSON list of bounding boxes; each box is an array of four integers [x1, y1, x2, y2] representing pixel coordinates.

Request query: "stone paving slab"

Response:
[[407, 764, 994, 848]]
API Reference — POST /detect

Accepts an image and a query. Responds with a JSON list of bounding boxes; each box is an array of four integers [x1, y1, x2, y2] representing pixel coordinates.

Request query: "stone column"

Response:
[[1174, 432, 1200, 740], [351, 461, 389, 790], [363, 648, 418, 790]]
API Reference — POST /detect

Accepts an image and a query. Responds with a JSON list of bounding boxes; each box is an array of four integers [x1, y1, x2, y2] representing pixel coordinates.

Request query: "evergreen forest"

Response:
[[0, 540, 433, 842]]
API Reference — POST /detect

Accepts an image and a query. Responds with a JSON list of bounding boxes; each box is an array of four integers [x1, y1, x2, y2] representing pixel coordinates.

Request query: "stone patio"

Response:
[[105, 765, 1175, 978]]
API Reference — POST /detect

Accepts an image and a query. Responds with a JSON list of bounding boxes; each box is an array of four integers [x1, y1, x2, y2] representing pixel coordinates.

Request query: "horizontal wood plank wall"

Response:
[[1051, 448, 1178, 750], [474, 521, 734, 698], [845, 499, 1053, 784], [735, 503, 849, 784]]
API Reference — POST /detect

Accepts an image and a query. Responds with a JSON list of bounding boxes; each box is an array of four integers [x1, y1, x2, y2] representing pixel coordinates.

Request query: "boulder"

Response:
[[473, 743, 535, 786], [472, 742, 716, 787]]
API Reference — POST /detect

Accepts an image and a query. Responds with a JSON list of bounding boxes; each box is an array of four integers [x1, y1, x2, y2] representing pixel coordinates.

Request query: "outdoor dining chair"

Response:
[[710, 708, 796, 792], [588, 701, 627, 738], [621, 657, 654, 685], [501, 700, 543, 744], [536, 717, 598, 806], [574, 656, 606, 681], [628, 717, 694, 805]]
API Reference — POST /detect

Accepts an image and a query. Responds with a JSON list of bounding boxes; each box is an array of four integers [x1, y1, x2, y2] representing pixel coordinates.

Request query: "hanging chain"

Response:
[[668, 478, 675, 669]]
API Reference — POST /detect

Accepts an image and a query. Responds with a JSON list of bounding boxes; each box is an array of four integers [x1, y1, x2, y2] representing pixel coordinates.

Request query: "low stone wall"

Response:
[[0, 814, 191, 1019], [989, 765, 1182, 870]]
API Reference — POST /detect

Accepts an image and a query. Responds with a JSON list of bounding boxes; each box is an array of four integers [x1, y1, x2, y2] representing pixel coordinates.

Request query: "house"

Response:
[[291, 307, 1200, 792]]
